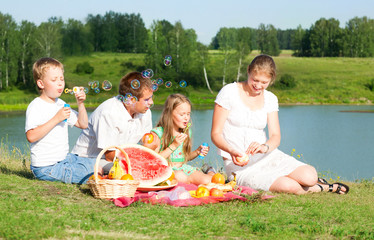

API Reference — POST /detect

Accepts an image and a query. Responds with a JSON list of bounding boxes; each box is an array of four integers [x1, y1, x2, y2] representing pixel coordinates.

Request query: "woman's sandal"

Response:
[[328, 182, 350, 194], [317, 178, 330, 185], [317, 182, 349, 194]]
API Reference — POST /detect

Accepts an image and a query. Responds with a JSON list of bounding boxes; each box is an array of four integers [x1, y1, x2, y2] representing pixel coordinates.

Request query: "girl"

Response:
[[143, 94, 213, 185], [211, 54, 349, 195]]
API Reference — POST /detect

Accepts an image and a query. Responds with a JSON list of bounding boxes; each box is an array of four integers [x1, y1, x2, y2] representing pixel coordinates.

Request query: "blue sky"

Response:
[[2, 0, 374, 44]]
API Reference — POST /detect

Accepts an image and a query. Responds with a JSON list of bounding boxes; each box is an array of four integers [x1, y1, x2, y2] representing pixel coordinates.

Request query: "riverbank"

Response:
[[1, 52, 374, 110], [1, 102, 373, 114]]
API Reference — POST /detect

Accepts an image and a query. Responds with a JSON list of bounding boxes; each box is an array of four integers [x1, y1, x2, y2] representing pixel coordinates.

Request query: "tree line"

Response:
[[0, 11, 373, 92]]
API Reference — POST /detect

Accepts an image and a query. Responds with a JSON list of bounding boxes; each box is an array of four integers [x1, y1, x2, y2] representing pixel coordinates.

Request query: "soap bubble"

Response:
[[151, 83, 159, 92], [164, 55, 172, 66], [147, 69, 154, 78], [179, 80, 187, 88], [83, 87, 89, 94], [89, 81, 99, 89], [130, 96, 138, 104], [165, 81, 172, 88], [156, 78, 164, 85], [131, 79, 140, 89], [64, 88, 71, 94], [94, 88, 100, 93], [102, 80, 112, 91], [141, 69, 154, 78]]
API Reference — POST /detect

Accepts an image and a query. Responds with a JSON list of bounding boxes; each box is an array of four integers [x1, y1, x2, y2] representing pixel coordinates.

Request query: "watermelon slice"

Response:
[[116, 144, 173, 187]]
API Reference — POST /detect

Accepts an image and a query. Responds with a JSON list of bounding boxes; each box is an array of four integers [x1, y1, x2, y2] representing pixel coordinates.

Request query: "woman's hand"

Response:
[[245, 142, 268, 155], [231, 150, 249, 167]]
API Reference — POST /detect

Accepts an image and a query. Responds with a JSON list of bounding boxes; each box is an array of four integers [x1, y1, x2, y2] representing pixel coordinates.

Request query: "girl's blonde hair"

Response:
[[157, 94, 192, 164], [247, 54, 277, 84]]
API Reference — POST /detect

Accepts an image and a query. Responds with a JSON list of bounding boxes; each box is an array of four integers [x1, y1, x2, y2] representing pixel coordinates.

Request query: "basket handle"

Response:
[[114, 146, 131, 175], [93, 145, 133, 183]]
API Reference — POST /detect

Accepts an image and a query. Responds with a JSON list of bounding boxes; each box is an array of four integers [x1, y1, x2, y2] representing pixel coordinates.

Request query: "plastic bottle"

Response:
[[198, 142, 208, 159], [63, 104, 70, 122]]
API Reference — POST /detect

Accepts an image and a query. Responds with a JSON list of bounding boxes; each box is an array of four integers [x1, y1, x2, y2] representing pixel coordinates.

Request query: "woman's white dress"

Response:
[[215, 82, 306, 191]]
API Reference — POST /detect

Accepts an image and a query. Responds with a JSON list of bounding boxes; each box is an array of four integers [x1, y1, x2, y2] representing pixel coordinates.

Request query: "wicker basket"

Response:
[[87, 145, 139, 199]]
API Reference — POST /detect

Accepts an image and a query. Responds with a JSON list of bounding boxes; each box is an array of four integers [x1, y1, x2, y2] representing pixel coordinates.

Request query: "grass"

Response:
[[1, 143, 374, 239], [1, 51, 374, 113]]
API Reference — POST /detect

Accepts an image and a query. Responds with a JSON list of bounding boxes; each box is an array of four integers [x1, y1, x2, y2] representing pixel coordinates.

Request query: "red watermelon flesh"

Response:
[[117, 144, 172, 187]]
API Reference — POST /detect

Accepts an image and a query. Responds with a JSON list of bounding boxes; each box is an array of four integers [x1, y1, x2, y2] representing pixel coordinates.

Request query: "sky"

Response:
[[1, 0, 374, 45]]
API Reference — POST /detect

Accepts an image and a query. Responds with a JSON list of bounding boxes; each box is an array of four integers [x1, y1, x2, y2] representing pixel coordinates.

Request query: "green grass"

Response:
[[1, 51, 374, 113], [1, 143, 374, 239]]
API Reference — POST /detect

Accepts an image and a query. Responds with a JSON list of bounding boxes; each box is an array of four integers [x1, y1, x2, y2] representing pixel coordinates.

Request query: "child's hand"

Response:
[[56, 106, 71, 122], [75, 87, 86, 104], [197, 144, 209, 157], [171, 133, 188, 149]]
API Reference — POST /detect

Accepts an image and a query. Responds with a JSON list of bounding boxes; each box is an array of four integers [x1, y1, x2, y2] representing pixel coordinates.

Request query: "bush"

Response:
[[364, 79, 374, 91], [273, 74, 296, 89], [75, 62, 94, 74]]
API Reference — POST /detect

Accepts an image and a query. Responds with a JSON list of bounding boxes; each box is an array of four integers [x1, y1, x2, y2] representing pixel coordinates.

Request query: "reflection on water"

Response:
[[1, 105, 374, 181]]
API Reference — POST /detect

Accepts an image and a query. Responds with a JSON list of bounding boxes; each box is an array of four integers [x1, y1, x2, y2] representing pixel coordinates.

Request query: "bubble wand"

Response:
[[183, 122, 191, 134]]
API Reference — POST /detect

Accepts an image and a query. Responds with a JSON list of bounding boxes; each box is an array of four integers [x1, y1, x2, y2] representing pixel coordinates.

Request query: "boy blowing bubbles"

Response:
[[25, 57, 95, 184]]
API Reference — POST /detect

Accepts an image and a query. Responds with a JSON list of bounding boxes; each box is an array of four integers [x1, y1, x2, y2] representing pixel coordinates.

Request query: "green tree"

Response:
[[277, 29, 295, 49], [0, 13, 19, 90], [125, 13, 148, 53], [235, 27, 252, 82], [18, 20, 37, 88], [291, 25, 305, 56], [343, 16, 374, 57], [197, 42, 213, 93], [257, 24, 280, 56], [309, 18, 342, 57], [35, 17, 63, 58], [145, 20, 171, 77], [61, 19, 93, 56], [145, 21, 205, 89], [86, 14, 103, 52], [216, 27, 237, 86], [101, 11, 119, 52]]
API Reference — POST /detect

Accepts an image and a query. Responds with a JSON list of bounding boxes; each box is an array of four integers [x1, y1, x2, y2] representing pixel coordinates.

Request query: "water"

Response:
[[1, 105, 373, 181]]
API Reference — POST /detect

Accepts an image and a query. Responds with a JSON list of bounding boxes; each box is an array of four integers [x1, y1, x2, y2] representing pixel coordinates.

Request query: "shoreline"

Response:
[[1, 103, 374, 115]]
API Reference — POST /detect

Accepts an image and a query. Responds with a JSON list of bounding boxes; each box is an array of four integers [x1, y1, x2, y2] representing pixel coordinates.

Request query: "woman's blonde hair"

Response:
[[247, 54, 277, 84], [157, 94, 192, 164]]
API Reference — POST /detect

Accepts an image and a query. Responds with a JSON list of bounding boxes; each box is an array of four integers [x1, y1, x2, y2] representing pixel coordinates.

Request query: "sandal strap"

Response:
[[328, 184, 333, 192], [318, 178, 329, 185], [317, 184, 324, 192], [335, 184, 342, 194]]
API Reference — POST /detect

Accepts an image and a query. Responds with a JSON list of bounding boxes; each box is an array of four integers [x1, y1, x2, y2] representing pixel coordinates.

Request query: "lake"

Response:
[[1, 105, 373, 181]]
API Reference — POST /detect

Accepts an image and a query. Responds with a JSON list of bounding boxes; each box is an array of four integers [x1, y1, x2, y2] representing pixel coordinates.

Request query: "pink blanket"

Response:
[[113, 182, 274, 207]]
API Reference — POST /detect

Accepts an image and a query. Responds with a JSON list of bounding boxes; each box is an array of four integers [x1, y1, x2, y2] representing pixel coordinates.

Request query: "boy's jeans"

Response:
[[30, 153, 95, 184]]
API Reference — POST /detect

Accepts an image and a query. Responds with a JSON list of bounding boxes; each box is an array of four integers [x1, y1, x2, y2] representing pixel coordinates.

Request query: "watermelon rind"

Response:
[[116, 144, 173, 187]]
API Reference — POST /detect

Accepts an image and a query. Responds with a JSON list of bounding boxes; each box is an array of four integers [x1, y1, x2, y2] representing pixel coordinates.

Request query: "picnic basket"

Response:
[[87, 145, 139, 199]]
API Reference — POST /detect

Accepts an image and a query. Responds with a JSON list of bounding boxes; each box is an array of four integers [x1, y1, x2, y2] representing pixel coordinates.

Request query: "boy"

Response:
[[25, 57, 94, 184], [72, 71, 154, 172]]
